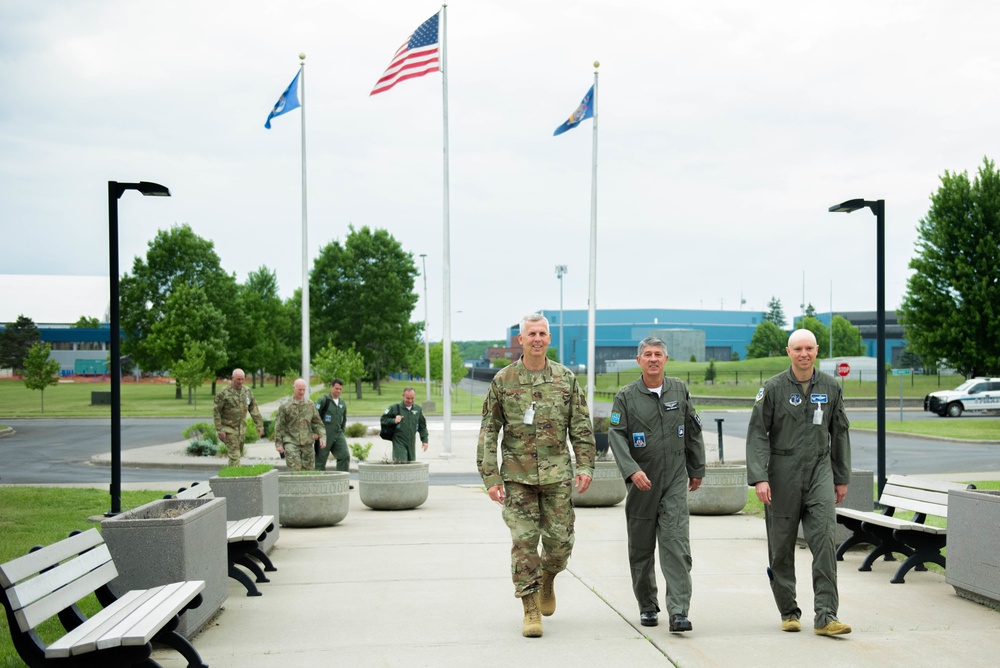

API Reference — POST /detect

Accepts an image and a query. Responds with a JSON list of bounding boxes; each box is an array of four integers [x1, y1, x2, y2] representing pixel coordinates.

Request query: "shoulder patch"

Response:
[[610, 412, 621, 425], [755, 388, 765, 403]]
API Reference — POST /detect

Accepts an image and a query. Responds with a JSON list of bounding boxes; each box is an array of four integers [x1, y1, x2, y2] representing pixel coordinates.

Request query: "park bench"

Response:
[[167, 483, 277, 597], [835, 474, 975, 583], [0, 528, 206, 668]]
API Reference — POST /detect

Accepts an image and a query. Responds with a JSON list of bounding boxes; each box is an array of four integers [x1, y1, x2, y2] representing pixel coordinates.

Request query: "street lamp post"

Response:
[[555, 265, 567, 364], [419, 254, 431, 403], [828, 198, 886, 497], [107, 181, 171, 516]]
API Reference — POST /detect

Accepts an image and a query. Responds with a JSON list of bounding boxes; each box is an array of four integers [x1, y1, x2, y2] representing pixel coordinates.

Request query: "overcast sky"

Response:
[[2, 1, 998, 341]]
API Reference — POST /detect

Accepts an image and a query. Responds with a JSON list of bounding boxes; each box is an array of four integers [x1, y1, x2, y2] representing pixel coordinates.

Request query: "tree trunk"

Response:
[[355, 378, 363, 400], [175, 379, 182, 400], [187, 386, 193, 405]]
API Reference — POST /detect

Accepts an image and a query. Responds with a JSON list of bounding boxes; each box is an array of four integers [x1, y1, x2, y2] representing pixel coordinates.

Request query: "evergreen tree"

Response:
[[762, 297, 787, 328]]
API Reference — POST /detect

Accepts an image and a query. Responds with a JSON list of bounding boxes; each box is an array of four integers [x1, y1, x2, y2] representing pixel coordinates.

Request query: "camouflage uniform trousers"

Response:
[[283, 439, 316, 472], [222, 431, 245, 467], [502, 479, 576, 598]]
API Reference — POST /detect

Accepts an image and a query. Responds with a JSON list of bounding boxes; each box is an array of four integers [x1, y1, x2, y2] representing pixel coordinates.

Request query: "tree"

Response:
[[0, 315, 41, 373], [804, 303, 817, 319], [799, 316, 830, 358], [746, 321, 787, 359], [147, 282, 228, 398], [238, 266, 286, 387], [311, 226, 420, 392], [119, 224, 238, 387], [410, 341, 467, 386], [22, 342, 60, 413], [72, 316, 100, 328], [900, 157, 1000, 377], [704, 358, 717, 383], [170, 341, 216, 407], [312, 340, 366, 386], [830, 316, 864, 357], [762, 297, 787, 328]]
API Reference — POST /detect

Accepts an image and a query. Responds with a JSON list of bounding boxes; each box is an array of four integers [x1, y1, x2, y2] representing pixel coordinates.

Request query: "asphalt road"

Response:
[[1, 412, 998, 487]]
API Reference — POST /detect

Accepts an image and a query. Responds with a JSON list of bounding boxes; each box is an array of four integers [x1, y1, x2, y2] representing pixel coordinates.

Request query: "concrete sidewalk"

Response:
[[107, 423, 1000, 667]]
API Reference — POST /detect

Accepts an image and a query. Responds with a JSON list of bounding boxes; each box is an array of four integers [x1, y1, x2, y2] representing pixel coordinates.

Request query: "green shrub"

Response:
[[491, 358, 512, 368], [182, 421, 219, 445], [704, 359, 717, 383], [345, 422, 368, 438], [185, 439, 217, 457], [244, 417, 259, 443], [350, 442, 372, 462], [216, 464, 275, 477]]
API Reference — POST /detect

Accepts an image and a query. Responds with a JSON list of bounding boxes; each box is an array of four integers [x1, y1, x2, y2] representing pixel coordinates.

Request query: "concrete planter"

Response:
[[210, 468, 279, 553], [688, 464, 747, 515], [278, 472, 351, 527], [946, 488, 1000, 609], [358, 462, 429, 510], [573, 460, 626, 507], [101, 497, 227, 639]]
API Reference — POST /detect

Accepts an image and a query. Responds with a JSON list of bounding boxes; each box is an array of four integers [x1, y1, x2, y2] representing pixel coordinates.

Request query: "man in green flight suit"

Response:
[[380, 387, 428, 462], [316, 378, 350, 473], [213, 368, 264, 467], [608, 337, 705, 632], [477, 313, 596, 638], [746, 329, 852, 636], [274, 378, 325, 472]]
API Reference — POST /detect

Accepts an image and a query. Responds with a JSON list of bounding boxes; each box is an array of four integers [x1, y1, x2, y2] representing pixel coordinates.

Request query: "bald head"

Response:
[[786, 329, 819, 380]]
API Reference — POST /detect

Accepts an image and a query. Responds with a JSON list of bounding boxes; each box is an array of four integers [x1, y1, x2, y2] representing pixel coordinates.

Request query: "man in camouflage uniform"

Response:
[[477, 313, 596, 638], [380, 387, 429, 462], [213, 368, 264, 467], [746, 329, 852, 636], [274, 378, 325, 472], [608, 337, 705, 632]]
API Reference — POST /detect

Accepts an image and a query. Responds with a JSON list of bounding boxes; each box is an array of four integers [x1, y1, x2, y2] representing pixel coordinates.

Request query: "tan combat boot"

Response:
[[521, 592, 543, 637], [538, 570, 556, 616]]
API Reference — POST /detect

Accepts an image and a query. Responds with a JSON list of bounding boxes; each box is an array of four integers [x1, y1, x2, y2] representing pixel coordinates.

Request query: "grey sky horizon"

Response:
[[3, 1, 998, 342]]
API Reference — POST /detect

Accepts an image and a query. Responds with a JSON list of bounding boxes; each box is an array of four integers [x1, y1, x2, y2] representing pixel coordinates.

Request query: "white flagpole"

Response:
[[440, 5, 453, 456], [299, 53, 310, 383], [587, 63, 599, 416]]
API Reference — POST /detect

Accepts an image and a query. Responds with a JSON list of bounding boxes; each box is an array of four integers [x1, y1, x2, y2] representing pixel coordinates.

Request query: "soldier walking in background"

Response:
[[477, 313, 596, 638], [380, 387, 429, 462], [274, 378, 325, 472], [213, 368, 264, 467]]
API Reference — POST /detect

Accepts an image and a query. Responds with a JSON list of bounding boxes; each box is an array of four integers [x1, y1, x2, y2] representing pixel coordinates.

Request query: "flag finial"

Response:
[[594, 61, 600, 69]]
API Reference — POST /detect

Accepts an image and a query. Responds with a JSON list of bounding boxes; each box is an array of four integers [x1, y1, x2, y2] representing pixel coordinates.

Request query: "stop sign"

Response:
[[837, 362, 851, 378]]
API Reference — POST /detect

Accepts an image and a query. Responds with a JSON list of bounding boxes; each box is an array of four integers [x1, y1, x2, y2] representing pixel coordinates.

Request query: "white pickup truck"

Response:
[[923, 377, 1000, 417]]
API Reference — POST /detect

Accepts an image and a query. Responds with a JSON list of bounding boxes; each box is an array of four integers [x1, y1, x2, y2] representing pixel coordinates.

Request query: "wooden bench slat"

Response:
[[16, 561, 119, 632], [44, 588, 152, 657], [0, 529, 104, 589], [6, 544, 114, 612], [108, 580, 205, 648], [885, 475, 972, 494], [880, 484, 948, 506], [877, 494, 950, 519]]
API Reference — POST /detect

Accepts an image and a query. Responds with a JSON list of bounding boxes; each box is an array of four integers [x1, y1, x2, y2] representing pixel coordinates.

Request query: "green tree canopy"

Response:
[[830, 315, 864, 357], [900, 157, 1000, 377], [746, 320, 787, 359], [799, 316, 830, 358], [311, 225, 420, 391], [119, 224, 238, 378], [170, 341, 216, 407], [312, 340, 366, 386], [72, 316, 100, 328], [0, 315, 41, 373], [238, 266, 288, 386], [22, 342, 60, 413], [762, 297, 787, 328]]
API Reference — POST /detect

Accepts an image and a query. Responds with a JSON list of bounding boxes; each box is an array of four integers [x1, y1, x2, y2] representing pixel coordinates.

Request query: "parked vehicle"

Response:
[[923, 377, 1000, 417]]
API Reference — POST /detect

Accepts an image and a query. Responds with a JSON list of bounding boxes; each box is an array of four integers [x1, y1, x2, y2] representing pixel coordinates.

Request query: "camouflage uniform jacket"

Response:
[[274, 397, 324, 446], [213, 385, 263, 436], [477, 358, 596, 489]]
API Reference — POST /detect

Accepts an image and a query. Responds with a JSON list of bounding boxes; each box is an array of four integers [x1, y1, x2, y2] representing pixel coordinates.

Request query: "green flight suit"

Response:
[[608, 376, 705, 616], [316, 395, 349, 472], [380, 402, 429, 462], [746, 367, 851, 629], [477, 358, 596, 598]]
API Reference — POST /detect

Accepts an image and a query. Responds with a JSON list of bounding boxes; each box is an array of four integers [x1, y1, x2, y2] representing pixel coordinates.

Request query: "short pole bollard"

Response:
[[714, 418, 725, 464]]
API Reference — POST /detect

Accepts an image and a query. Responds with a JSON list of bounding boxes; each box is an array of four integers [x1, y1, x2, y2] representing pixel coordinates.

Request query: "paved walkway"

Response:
[[85, 421, 1000, 667]]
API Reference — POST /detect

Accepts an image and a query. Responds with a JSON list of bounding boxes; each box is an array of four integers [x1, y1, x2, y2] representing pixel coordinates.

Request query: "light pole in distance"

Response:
[[555, 264, 568, 364], [419, 253, 431, 403]]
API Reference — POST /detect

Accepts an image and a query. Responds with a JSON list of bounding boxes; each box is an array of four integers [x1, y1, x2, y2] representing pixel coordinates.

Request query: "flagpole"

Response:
[[440, 4, 453, 457], [586, 62, 599, 417], [299, 53, 310, 384]]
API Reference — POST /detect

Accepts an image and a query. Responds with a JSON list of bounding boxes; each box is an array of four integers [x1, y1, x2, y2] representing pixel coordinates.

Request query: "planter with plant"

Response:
[[358, 458, 430, 510], [278, 470, 351, 527], [210, 464, 280, 552], [687, 421, 746, 515], [573, 447, 627, 507]]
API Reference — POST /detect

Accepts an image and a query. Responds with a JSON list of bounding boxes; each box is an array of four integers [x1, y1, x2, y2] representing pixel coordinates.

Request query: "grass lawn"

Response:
[[851, 419, 1000, 441]]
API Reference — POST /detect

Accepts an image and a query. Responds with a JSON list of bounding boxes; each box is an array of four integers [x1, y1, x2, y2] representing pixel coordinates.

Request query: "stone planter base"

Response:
[[688, 465, 747, 515], [278, 472, 351, 527], [210, 469, 279, 552], [573, 460, 626, 507], [101, 497, 228, 638], [947, 488, 1000, 609], [359, 462, 429, 510]]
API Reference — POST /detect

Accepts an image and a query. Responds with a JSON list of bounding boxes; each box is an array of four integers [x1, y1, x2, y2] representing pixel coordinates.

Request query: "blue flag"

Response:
[[264, 70, 301, 129], [553, 85, 594, 136]]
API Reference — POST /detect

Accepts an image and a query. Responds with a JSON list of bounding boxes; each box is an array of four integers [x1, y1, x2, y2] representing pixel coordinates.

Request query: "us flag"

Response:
[[370, 13, 441, 96]]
